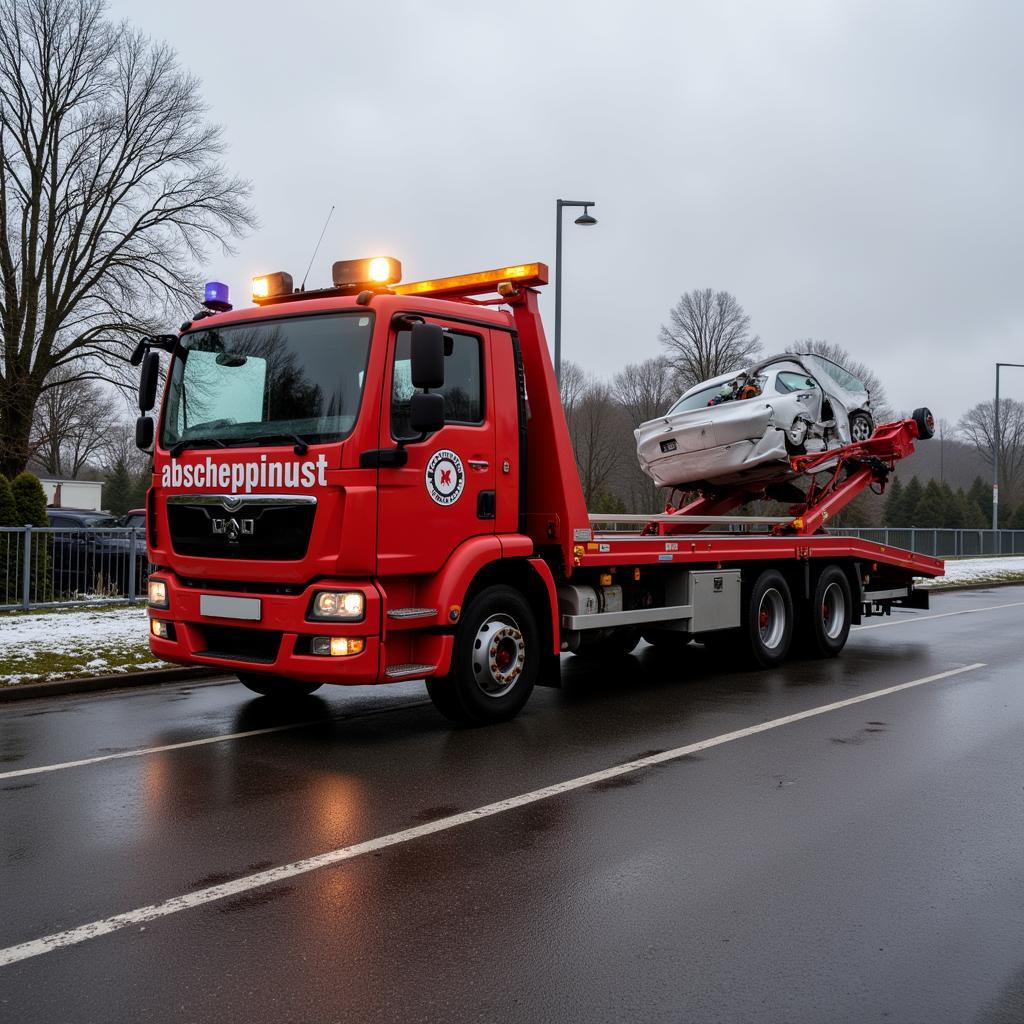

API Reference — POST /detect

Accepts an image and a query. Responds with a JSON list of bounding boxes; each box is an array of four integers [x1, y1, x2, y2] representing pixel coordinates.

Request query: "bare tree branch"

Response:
[[0, 0, 255, 475], [658, 288, 761, 392]]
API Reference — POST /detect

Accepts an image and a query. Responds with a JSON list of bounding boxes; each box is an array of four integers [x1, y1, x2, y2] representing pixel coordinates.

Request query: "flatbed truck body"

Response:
[[136, 258, 941, 722]]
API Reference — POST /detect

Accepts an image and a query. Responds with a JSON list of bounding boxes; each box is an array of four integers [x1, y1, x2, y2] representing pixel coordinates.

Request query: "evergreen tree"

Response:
[[940, 482, 963, 528], [10, 472, 49, 601], [0, 476, 15, 603], [0, 474, 16, 526], [902, 476, 924, 525], [914, 479, 946, 527], [883, 477, 904, 526], [959, 489, 987, 529], [11, 472, 47, 526], [104, 458, 135, 517], [967, 476, 990, 524], [1010, 504, 1024, 530]]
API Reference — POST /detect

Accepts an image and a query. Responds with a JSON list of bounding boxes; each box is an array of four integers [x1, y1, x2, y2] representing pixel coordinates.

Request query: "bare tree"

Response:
[[0, 0, 255, 476], [787, 338, 893, 420], [958, 398, 1024, 509], [612, 356, 676, 428], [560, 360, 620, 506], [658, 289, 761, 392], [29, 365, 121, 476], [612, 357, 675, 513]]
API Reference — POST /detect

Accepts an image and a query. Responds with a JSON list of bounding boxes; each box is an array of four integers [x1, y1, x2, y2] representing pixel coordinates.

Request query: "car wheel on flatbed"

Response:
[[742, 569, 794, 668], [237, 673, 322, 698], [849, 411, 874, 443], [426, 584, 538, 725]]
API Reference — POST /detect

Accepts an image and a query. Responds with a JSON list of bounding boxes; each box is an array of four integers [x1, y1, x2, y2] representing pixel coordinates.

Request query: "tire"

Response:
[[742, 569, 794, 668], [849, 411, 874, 443], [238, 673, 322, 698], [802, 565, 853, 658], [912, 406, 935, 440], [425, 585, 538, 725], [573, 627, 642, 660], [784, 419, 810, 454]]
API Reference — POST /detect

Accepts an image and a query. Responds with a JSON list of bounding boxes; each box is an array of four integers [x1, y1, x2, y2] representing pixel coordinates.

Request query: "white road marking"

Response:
[[0, 662, 984, 968], [853, 600, 1024, 631], [0, 701, 429, 782]]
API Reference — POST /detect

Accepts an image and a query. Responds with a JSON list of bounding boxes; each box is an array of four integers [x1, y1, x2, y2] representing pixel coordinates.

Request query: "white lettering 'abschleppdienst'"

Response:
[[160, 453, 329, 491]]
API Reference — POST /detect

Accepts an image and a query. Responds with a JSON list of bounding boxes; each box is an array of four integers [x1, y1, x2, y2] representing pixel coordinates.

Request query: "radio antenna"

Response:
[[300, 205, 335, 291]]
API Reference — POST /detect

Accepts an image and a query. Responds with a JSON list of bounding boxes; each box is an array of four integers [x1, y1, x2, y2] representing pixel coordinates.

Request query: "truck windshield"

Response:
[[160, 313, 373, 449]]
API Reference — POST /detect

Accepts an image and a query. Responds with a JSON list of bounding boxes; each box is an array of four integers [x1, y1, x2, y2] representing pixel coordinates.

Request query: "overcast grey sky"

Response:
[[112, 0, 1023, 422]]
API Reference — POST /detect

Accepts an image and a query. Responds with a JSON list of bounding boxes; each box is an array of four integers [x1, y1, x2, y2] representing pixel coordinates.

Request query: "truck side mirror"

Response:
[[136, 415, 154, 452], [410, 392, 445, 435], [410, 323, 444, 390], [139, 351, 160, 412]]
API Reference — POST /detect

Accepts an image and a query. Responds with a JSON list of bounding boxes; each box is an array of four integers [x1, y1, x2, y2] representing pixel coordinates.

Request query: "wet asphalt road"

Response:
[[2, 587, 1024, 1024]]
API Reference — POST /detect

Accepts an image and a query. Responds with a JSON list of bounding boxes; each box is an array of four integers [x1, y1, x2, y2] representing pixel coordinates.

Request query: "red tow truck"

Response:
[[134, 257, 941, 723]]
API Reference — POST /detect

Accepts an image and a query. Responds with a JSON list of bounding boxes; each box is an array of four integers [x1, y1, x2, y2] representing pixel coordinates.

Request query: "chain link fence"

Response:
[[0, 527, 150, 611]]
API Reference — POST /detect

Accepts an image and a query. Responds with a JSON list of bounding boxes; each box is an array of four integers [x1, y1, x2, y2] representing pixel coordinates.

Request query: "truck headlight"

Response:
[[148, 579, 168, 608], [310, 590, 365, 621]]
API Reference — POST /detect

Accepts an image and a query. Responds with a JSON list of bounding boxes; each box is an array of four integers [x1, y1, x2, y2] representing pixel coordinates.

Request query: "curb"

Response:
[[0, 666, 225, 704]]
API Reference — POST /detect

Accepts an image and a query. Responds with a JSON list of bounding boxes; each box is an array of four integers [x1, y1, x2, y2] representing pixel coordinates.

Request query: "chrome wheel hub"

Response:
[[821, 581, 846, 640], [757, 588, 786, 650], [471, 614, 525, 698]]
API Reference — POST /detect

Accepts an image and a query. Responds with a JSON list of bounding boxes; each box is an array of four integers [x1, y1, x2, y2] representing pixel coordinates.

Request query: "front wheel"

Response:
[[426, 585, 538, 725], [742, 569, 794, 668], [237, 673, 322, 698], [912, 406, 935, 440]]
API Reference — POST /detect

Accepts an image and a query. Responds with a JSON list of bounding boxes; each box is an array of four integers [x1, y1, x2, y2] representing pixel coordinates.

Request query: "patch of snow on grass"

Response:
[[918, 556, 1024, 588]]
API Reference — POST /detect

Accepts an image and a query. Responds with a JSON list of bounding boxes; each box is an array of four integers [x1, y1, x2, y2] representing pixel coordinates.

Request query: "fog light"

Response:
[[151, 619, 171, 639], [311, 590, 365, 620], [311, 636, 365, 657], [148, 579, 168, 608]]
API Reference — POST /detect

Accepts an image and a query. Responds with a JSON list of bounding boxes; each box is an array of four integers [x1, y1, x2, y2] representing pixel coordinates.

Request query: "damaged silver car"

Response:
[[635, 353, 874, 490]]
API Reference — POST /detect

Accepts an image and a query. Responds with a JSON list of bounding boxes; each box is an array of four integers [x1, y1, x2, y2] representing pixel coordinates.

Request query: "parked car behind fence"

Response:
[[0, 512, 150, 610]]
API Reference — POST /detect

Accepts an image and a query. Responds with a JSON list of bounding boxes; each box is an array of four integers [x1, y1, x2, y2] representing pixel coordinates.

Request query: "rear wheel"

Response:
[[237, 673, 322, 698], [426, 585, 538, 725], [849, 411, 874, 443], [742, 569, 794, 668], [802, 565, 853, 658], [912, 406, 935, 440]]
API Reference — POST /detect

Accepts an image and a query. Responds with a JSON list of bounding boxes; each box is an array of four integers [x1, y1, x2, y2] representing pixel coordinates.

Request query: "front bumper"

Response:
[[146, 573, 382, 684]]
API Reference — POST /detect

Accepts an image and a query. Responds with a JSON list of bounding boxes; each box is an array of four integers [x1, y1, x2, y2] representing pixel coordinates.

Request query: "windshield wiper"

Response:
[[228, 432, 311, 456], [169, 436, 228, 458]]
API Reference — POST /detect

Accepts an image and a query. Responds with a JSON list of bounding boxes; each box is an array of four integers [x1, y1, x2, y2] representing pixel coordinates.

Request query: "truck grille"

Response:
[[166, 494, 316, 561]]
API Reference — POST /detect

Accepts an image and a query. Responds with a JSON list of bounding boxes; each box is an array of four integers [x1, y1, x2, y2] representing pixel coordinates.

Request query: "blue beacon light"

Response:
[[203, 281, 232, 312]]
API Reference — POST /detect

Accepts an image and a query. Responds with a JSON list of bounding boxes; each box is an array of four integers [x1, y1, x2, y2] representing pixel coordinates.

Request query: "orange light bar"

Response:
[[394, 262, 548, 299]]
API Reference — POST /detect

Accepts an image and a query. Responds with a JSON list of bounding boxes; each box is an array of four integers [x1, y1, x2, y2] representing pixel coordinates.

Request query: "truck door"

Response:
[[376, 321, 496, 577]]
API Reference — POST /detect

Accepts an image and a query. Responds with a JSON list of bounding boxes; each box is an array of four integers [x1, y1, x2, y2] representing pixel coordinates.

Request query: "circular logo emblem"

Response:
[[425, 449, 465, 506]]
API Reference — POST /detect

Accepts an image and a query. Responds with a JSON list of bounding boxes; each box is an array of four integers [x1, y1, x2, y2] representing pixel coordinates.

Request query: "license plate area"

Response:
[[199, 594, 262, 621]]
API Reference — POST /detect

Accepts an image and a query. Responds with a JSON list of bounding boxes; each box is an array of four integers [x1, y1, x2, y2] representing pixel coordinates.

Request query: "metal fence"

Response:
[[0, 527, 150, 611], [1, 524, 1022, 612], [828, 528, 1024, 559]]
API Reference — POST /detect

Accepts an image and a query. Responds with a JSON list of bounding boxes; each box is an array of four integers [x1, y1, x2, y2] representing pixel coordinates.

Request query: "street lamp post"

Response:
[[993, 361, 1024, 530], [554, 199, 597, 385]]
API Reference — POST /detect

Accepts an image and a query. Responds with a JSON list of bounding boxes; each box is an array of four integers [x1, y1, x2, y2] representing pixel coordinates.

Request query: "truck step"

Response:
[[387, 607, 438, 620], [384, 663, 435, 679]]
